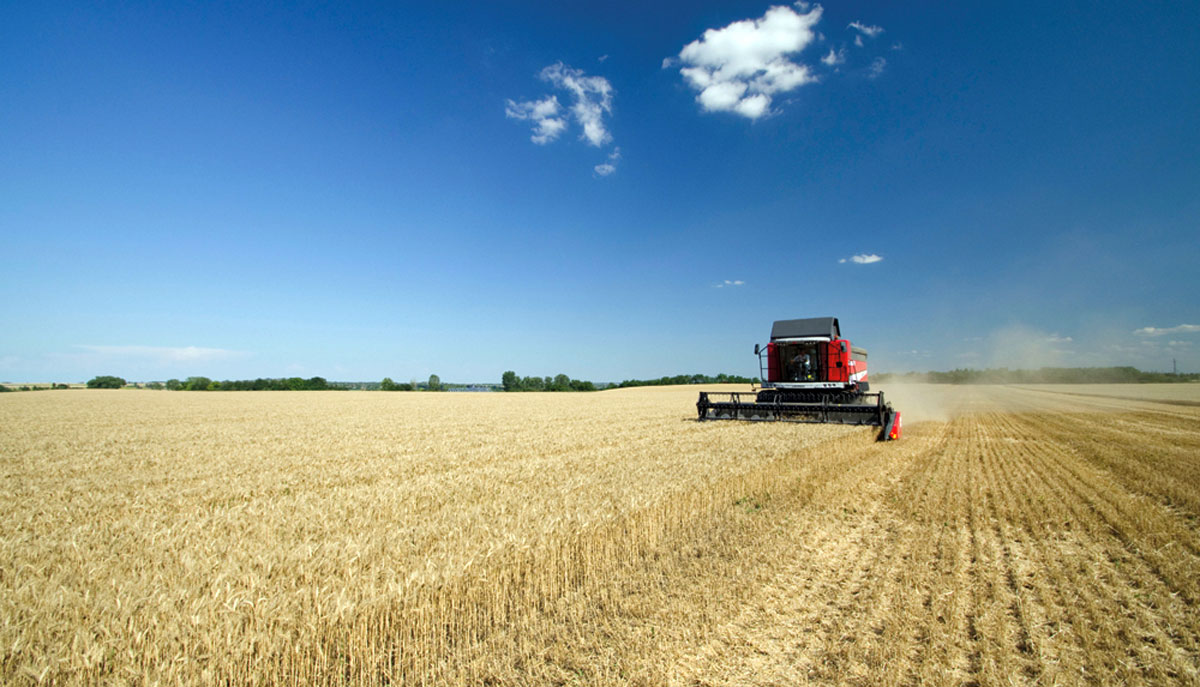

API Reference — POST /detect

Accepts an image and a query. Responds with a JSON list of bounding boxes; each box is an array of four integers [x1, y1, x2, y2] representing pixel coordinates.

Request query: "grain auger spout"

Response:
[[696, 317, 902, 441]]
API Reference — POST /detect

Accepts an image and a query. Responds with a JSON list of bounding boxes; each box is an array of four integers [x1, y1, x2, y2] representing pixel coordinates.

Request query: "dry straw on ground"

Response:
[[1, 384, 1198, 685]]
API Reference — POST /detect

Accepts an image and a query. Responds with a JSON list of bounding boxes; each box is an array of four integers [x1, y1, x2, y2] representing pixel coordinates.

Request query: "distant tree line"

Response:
[[87, 375, 127, 388], [1, 383, 71, 392], [165, 376, 336, 391], [501, 371, 596, 392], [378, 374, 445, 390], [873, 366, 1200, 384], [614, 373, 758, 389], [75, 374, 455, 391], [44, 366, 1200, 393]]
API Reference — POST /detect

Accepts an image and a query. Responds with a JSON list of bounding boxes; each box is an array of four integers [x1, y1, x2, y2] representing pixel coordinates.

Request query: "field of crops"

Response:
[[2, 384, 1198, 685]]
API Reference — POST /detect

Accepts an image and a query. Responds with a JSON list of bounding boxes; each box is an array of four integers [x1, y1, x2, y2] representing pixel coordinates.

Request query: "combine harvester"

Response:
[[696, 317, 902, 440]]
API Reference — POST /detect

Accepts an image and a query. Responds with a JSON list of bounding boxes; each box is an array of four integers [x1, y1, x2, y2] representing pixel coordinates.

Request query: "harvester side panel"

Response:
[[827, 340, 849, 383], [766, 342, 781, 382]]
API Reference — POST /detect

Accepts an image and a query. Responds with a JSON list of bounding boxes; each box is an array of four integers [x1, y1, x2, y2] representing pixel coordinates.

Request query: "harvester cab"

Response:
[[697, 317, 902, 440]]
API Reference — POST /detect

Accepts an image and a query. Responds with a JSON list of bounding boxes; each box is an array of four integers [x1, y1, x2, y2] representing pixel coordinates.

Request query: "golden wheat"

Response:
[[0, 386, 859, 684], [2, 384, 1198, 685]]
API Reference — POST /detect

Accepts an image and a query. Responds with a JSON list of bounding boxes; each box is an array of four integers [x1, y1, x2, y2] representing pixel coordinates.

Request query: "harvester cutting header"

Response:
[[697, 317, 902, 440]]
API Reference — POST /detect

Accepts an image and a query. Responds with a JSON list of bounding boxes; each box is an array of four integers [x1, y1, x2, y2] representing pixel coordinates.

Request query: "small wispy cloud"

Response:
[[868, 57, 887, 78], [671, 4, 823, 120], [1045, 334, 1073, 344], [839, 254, 883, 264], [507, 62, 614, 147], [848, 21, 884, 38], [594, 147, 621, 176], [714, 279, 745, 288], [504, 95, 566, 145], [1133, 324, 1200, 337], [542, 62, 613, 147], [821, 48, 846, 66], [75, 345, 246, 363]]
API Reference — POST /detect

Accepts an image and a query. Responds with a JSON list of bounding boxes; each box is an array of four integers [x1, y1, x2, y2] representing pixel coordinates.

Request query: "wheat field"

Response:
[[1, 384, 1198, 685]]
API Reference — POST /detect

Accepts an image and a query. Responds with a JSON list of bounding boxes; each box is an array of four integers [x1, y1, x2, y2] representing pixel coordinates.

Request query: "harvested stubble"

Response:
[[4, 384, 1200, 686], [661, 385, 1200, 686], [0, 386, 859, 684]]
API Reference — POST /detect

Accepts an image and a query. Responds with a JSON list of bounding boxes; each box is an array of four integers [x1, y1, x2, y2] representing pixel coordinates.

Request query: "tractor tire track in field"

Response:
[[658, 397, 1200, 687]]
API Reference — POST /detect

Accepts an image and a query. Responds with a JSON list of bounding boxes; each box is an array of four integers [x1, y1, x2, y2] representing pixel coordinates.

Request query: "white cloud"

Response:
[[1133, 324, 1200, 337], [541, 63, 613, 147], [821, 48, 845, 66], [594, 147, 621, 176], [868, 56, 887, 78], [848, 21, 884, 38], [714, 279, 745, 288], [598, 54, 609, 62], [841, 254, 883, 264], [507, 63, 614, 148], [1045, 334, 1073, 344], [76, 345, 246, 363], [504, 95, 566, 144], [1168, 340, 1192, 348], [673, 4, 822, 119], [854, 35, 864, 48]]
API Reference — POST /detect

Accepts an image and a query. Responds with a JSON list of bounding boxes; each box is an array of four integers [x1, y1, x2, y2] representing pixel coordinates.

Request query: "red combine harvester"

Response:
[[696, 317, 902, 440]]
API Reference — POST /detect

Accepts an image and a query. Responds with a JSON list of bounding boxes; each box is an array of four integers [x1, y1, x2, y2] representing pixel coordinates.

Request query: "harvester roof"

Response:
[[770, 317, 840, 341]]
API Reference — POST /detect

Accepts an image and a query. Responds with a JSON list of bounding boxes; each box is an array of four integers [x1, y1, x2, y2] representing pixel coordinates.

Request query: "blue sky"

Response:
[[2, 1, 1197, 383]]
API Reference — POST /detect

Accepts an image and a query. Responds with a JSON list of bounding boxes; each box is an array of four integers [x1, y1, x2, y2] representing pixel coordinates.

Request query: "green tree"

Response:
[[183, 376, 212, 391], [146, 381, 164, 390], [166, 378, 182, 391], [427, 374, 442, 391], [381, 377, 397, 391], [86, 375, 126, 389], [501, 370, 519, 392]]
